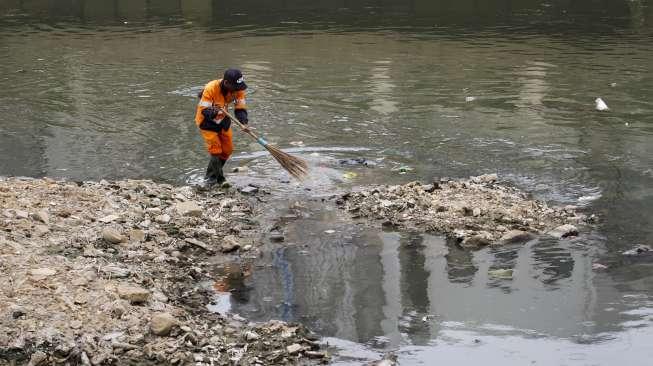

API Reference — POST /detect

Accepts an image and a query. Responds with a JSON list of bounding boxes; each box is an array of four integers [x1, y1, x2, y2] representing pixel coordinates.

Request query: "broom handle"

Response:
[[219, 107, 268, 145]]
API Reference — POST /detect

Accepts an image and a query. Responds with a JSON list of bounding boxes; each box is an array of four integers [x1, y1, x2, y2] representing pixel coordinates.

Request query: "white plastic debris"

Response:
[[595, 98, 609, 111], [465, 96, 476, 102]]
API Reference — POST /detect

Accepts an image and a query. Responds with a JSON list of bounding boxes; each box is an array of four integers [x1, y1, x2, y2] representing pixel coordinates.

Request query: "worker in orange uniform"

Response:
[[195, 68, 249, 186]]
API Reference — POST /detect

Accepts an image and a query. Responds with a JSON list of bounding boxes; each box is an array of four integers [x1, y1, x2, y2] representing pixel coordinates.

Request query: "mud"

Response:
[[0, 177, 327, 365], [337, 174, 595, 248]]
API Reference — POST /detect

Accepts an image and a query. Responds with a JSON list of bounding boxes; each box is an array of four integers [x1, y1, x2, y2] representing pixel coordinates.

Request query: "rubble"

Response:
[[0, 177, 326, 365], [338, 175, 592, 247]]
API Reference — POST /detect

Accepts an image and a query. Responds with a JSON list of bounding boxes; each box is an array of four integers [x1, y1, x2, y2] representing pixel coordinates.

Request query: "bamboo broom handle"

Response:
[[219, 107, 261, 142]]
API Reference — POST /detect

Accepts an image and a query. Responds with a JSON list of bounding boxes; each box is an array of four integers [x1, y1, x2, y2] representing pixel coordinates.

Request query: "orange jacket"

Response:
[[194, 79, 247, 125]]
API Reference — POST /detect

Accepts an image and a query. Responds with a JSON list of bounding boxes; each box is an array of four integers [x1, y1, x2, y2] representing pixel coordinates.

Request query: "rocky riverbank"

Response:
[[0, 177, 327, 366], [337, 174, 595, 248]]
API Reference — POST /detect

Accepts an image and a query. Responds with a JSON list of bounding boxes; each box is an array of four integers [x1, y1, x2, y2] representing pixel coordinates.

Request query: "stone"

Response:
[[70, 320, 83, 329], [242, 244, 253, 251], [15, 210, 29, 219], [548, 224, 578, 239], [100, 265, 131, 278], [305, 351, 327, 359], [102, 228, 125, 243], [154, 214, 171, 224], [221, 235, 241, 253], [472, 208, 481, 217], [117, 285, 150, 304], [175, 201, 202, 217], [128, 229, 146, 242], [28, 350, 47, 366], [239, 185, 259, 195], [33, 209, 49, 224], [98, 214, 120, 223], [30, 268, 56, 280], [150, 312, 177, 336], [232, 166, 249, 173], [286, 343, 303, 355], [269, 231, 285, 242], [623, 245, 652, 256], [244, 331, 260, 341], [499, 230, 536, 244], [471, 173, 498, 184], [185, 237, 210, 251], [110, 300, 129, 317], [33, 225, 50, 237], [460, 234, 491, 248]]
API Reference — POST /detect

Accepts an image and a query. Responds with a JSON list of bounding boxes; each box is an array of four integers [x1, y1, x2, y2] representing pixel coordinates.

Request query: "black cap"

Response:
[[223, 68, 247, 91]]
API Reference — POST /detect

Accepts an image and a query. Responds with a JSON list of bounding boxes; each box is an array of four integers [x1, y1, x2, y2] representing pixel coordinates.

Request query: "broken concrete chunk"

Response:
[[117, 285, 150, 304], [175, 201, 202, 217]]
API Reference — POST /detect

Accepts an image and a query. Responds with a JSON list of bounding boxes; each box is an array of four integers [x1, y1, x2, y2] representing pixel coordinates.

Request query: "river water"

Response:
[[2, 1, 653, 364]]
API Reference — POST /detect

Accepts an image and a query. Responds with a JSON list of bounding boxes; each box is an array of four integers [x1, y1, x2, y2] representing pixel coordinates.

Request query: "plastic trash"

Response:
[[595, 98, 609, 111]]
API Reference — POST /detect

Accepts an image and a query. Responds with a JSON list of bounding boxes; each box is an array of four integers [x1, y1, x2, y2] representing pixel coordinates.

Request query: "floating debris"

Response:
[[595, 97, 609, 111]]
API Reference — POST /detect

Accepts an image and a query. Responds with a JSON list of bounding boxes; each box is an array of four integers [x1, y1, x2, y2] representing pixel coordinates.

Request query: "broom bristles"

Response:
[[264, 144, 309, 180]]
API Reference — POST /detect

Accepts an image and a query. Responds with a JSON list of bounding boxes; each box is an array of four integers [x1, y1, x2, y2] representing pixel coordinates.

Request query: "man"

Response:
[[195, 68, 249, 186]]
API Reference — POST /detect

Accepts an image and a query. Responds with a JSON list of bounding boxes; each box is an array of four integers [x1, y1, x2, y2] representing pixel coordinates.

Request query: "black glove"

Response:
[[201, 106, 219, 121], [221, 117, 231, 131], [235, 109, 248, 125], [199, 107, 227, 133]]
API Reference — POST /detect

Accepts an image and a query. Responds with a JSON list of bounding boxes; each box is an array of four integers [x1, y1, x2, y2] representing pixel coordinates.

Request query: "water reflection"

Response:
[[222, 207, 649, 349]]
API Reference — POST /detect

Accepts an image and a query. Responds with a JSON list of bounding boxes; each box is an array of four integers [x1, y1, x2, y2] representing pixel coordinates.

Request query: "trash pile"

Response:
[[0, 177, 327, 365], [338, 174, 594, 248]]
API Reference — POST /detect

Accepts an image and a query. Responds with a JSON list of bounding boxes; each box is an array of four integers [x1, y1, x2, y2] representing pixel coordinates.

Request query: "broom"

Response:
[[219, 107, 309, 180]]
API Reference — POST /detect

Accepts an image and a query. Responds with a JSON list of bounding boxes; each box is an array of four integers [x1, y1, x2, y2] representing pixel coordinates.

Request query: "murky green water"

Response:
[[2, 1, 653, 364]]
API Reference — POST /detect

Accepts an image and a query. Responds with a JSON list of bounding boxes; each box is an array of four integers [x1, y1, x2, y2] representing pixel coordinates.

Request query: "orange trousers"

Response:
[[200, 127, 233, 160]]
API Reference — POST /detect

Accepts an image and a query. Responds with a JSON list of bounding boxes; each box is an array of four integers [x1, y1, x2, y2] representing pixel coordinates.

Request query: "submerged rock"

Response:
[[548, 224, 579, 239], [623, 245, 652, 256], [499, 230, 536, 244]]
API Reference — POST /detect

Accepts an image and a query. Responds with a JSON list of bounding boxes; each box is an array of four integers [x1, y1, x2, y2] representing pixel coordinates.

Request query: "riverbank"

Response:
[[0, 177, 327, 366], [0, 174, 597, 365], [337, 174, 595, 247]]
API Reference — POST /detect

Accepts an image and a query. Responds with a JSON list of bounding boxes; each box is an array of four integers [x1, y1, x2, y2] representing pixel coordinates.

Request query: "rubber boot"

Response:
[[205, 155, 221, 186], [217, 158, 230, 188]]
